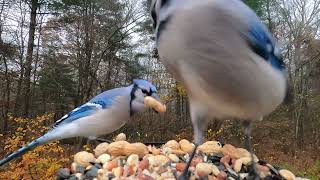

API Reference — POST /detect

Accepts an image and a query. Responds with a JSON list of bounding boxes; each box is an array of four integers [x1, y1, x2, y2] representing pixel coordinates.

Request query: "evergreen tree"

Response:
[[38, 51, 76, 118]]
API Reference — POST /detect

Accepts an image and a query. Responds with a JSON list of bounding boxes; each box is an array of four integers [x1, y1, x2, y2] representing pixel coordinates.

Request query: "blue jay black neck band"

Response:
[[129, 84, 138, 117], [157, 16, 171, 43], [151, 6, 157, 29]]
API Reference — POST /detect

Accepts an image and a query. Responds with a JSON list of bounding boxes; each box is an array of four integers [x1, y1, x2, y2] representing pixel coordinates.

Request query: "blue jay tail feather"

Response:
[[0, 139, 41, 166]]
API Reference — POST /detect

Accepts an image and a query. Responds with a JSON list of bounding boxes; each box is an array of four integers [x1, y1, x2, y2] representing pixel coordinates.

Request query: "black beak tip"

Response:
[[152, 108, 159, 114]]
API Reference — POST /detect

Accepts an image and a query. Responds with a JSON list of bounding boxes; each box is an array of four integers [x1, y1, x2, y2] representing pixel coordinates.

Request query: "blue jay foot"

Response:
[[178, 143, 199, 180], [242, 120, 260, 180], [177, 171, 191, 180], [76, 137, 86, 151], [247, 164, 261, 180], [173, 170, 191, 180]]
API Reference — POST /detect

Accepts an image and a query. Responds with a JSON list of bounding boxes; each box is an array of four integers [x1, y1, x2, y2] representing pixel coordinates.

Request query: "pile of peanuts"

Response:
[[56, 133, 299, 180]]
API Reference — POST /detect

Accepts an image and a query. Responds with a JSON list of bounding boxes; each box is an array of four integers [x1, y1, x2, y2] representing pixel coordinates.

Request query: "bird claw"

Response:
[[247, 164, 261, 180], [94, 137, 112, 143], [242, 120, 261, 180], [177, 143, 199, 180], [177, 170, 191, 180]]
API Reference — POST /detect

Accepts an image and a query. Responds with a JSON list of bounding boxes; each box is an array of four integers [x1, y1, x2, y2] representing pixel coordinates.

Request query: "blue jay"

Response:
[[151, 0, 287, 179], [0, 79, 161, 166]]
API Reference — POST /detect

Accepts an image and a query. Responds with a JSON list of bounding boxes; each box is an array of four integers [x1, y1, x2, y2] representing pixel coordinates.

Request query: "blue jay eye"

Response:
[[160, 0, 170, 8], [142, 89, 149, 95]]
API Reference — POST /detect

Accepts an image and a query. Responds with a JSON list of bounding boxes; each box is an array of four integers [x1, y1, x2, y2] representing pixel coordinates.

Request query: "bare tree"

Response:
[[22, 0, 38, 117], [274, 0, 320, 150]]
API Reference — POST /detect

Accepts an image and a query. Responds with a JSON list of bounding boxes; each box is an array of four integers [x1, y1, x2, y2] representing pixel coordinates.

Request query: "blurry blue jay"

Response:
[[151, 0, 287, 179], [0, 79, 161, 166]]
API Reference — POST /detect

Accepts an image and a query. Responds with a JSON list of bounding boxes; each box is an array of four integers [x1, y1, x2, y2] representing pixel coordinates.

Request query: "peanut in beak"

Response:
[[144, 96, 166, 113]]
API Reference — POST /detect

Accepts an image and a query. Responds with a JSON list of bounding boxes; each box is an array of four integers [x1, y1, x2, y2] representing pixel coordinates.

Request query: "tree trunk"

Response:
[[265, 0, 274, 33], [13, 65, 24, 115], [0, 7, 9, 131], [2, 56, 10, 131], [175, 82, 182, 120], [31, 13, 44, 113], [22, 0, 38, 117], [83, 1, 95, 101]]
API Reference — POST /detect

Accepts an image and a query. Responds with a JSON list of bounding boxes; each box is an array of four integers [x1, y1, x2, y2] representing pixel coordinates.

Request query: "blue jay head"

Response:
[[151, 0, 179, 40], [130, 79, 161, 115], [151, 0, 162, 29]]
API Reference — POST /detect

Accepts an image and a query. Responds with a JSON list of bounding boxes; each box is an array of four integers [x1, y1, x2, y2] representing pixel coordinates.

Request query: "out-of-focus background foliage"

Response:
[[0, 0, 319, 179]]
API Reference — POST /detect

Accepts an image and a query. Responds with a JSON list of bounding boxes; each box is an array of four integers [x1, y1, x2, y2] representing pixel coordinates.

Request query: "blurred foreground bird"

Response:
[[150, 0, 287, 179], [0, 79, 162, 166]]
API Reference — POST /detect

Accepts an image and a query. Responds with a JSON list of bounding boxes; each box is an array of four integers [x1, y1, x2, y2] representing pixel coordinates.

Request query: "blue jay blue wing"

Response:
[[52, 103, 100, 128], [244, 21, 285, 70], [51, 87, 129, 129], [246, 23, 273, 60], [52, 100, 113, 128]]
